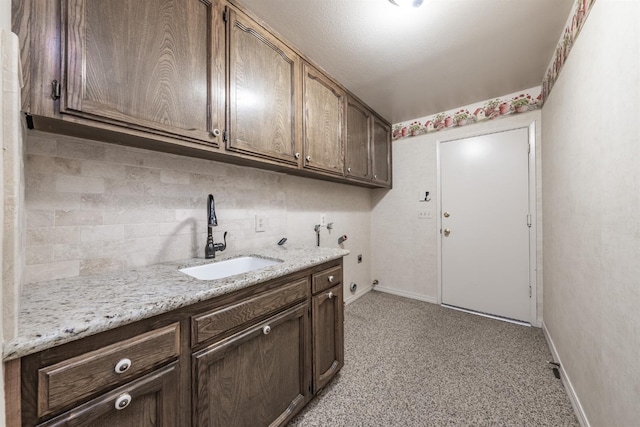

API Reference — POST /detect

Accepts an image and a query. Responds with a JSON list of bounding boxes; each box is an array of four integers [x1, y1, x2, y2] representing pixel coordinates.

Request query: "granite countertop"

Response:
[[3, 245, 349, 361]]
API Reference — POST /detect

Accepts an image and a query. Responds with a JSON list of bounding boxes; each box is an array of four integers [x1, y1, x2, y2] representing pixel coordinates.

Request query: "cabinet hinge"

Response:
[[307, 307, 311, 317], [527, 214, 532, 228], [528, 142, 531, 154], [308, 383, 312, 394], [529, 285, 532, 298], [51, 80, 61, 100], [222, 9, 228, 23], [222, 130, 228, 142]]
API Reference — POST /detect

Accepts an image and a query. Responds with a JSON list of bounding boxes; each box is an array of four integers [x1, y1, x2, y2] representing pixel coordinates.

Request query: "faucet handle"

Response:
[[214, 231, 228, 252]]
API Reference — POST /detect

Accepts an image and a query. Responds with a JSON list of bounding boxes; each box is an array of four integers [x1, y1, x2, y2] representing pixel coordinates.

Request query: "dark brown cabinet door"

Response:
[[345, 97, 371, 181], [193, 303, 311, 427], [37, 363, 179, 427], [227, 8, 301, 167], [371, 116, 392, 187], [312, 284, 344, 393], [302, 62, 344, 176], [61, 0, 224, 147]]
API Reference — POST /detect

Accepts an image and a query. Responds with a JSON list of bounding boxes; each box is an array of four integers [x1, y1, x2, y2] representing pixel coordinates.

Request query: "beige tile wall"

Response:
[[24, 131, 371, 296]]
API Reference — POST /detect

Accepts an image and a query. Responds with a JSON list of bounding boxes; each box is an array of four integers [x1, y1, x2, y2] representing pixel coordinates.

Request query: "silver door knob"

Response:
[[306, 156, 311, 162], [262, 325, 271, 335], [294, 152, 300, 159], [328, 291, 334, 299], [328, 275, 334, 283], [443, 228, 451, 236], [115, 394, 132, 410], [114, 358, 132, 374], [443, 211, 450, 218]]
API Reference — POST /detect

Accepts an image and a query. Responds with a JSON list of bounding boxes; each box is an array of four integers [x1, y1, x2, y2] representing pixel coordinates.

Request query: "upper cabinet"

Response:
[[61, 0, 225, 147], [371, 115, 392, 187], [302, 62, 344, 176], [345, 97, 371, 182], [15, 0, 391, 188], [226, 7, 301, 167]]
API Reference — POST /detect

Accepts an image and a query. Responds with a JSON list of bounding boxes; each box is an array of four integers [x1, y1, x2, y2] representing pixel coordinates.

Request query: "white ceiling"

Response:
[[235, 0, 574, 123]]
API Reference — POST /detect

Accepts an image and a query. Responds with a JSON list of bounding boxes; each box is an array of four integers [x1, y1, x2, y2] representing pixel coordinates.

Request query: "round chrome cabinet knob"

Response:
[[115, 393, 132, 410], [211, 128, 221, 137], [263, 325, 271, 335], [294, 152, 300, 159], [114, 358, 132, 374], [328, 275, 334, 283], [328, 291, 334, 299]]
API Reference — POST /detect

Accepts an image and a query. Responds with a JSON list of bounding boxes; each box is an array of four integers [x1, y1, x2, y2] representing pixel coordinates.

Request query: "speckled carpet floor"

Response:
[[289, 291, 579, 427]]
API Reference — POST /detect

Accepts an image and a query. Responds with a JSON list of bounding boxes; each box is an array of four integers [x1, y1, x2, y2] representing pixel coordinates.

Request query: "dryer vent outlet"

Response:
[[349, 282, 357, 293]]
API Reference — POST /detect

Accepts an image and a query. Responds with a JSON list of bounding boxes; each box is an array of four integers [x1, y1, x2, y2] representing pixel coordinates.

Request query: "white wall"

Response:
[[541, 1, 640, 425], [1, 0, 10, 421], [284, 176, 371, 303], [372, 110, 544, 323], [23, 131, 371, 301]]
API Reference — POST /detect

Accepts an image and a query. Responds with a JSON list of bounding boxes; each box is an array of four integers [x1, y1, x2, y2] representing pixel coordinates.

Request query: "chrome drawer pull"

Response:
[[114, 358, 132, 374], [115, 393, 132, 410]]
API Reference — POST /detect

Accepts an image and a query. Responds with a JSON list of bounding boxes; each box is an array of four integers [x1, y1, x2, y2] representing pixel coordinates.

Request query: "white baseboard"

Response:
[[344, 285, 372, 306], [373, 286, 438, 305], [542, 322, 590, 427]]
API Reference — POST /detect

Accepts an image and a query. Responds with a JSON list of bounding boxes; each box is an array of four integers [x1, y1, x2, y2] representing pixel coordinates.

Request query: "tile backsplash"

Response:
[[24, 131, 372, 286]]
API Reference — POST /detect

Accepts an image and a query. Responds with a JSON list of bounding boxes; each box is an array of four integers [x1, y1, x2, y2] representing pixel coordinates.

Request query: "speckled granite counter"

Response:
[[3, 246, 348, 361]]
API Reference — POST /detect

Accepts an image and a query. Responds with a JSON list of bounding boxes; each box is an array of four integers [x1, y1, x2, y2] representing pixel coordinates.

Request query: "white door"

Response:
[[440, 128, 530, 322]]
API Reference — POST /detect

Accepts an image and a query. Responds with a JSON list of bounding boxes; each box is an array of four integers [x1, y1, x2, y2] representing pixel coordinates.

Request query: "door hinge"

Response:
[[528, 142, 531, 154], [222, 130, 228, 142], [527, 214, 532, 228], [51, 80, 61, 100], [529, 285, 532, 298]]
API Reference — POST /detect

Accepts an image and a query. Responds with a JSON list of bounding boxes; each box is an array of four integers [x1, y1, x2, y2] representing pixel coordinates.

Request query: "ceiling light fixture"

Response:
[[389, 0, 424, 7]]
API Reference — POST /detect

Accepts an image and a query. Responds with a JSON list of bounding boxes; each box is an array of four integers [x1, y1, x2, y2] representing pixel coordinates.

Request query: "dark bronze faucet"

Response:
[[205, 194, 227, 258]]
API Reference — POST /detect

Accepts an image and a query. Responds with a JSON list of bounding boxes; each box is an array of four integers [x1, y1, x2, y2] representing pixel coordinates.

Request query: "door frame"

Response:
[[436, 121, 538, 326]]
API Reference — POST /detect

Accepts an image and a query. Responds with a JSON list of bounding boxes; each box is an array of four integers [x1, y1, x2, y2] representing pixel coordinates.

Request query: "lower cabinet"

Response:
[[193, 303, 310, 427], [9, 259, 344, 427], [37, 363, 179, 426], [312, 284, 344, 393]]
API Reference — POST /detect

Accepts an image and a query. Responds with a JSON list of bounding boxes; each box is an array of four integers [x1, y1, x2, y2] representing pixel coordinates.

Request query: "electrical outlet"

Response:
[[418, 210, 429, 220], [255, 215, 266, 232], [320, 214, 326, 227]]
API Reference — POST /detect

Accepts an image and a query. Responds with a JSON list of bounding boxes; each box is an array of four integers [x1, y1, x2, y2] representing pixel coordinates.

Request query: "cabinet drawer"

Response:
[[192, 278, 309, 345], [312, 266, 342, 294], [37, 323, 180, 417], [37, 362, 179, 427]]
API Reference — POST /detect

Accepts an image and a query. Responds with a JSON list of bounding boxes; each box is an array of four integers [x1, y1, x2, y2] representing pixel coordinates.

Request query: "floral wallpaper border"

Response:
[[392, 0, 596, 141], [392, 87, 541, 140], [541, 0, 596, 103]]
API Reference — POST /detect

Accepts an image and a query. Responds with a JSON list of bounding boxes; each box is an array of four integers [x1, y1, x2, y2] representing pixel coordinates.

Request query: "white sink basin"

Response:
[[180, 256, 282, 281]]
